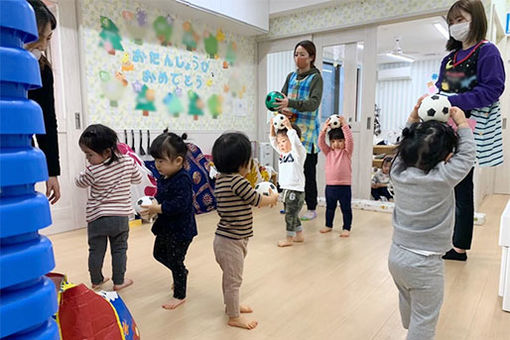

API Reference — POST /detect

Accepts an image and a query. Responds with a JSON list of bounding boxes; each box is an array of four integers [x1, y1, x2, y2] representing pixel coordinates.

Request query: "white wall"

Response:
[[269, 0, 333, 15], [375, 59, 443, 136]]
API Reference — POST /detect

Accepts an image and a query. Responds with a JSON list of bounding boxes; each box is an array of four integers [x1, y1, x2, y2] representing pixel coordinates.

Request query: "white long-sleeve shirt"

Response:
[[270, 129, 306, 192]]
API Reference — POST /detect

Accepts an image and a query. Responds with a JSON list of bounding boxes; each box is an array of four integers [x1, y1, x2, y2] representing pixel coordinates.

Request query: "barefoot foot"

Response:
[[240, 305, 253, 313], [294, 231, 304, 242], [91, 277, 110, 289], [228, 316, 258, 330], [162, 297, 186, 310], [320, 227, 332, 233], [340, 230, 350, 238], [278, 239, 294, 247], [113, 278, 133, 291]]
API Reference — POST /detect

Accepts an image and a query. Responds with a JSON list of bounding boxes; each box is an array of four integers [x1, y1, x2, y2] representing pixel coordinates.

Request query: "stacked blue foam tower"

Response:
[[0, 0, 59, 339]]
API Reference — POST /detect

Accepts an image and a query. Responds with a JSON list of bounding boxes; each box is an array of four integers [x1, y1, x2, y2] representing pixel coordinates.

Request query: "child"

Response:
[[141, 132, 197, 310], [75, 124, 142, 291], [318, 116, 353, 237], [388, 99, 475, 340], [270, 117, 307, 247], [212, 132, 278, 330], [371, 156, 393, 201]]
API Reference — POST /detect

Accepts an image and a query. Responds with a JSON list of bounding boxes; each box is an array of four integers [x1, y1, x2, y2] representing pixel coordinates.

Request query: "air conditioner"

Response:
[[377, 66, 412, 81]]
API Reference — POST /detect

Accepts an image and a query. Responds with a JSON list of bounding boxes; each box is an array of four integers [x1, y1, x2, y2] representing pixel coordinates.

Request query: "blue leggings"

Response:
[[325, 185, 352, 230]]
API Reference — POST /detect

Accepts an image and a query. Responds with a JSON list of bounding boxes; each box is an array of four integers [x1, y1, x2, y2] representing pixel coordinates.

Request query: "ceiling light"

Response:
[[385, 53, 414, 63], [433, 23, 449, 39]]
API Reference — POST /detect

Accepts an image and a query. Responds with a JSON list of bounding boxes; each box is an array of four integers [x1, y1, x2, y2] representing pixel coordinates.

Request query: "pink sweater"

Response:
[[318, 125, 353, 185]]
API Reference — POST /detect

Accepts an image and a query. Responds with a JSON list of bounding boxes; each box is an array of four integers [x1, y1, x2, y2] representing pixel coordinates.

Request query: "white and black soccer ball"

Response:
[[328, 114, 342, 128], [418, 94, 451, 123], [135, 196, 156, 214], [272, 113, 286, 131], [254, 181, 277, 196]]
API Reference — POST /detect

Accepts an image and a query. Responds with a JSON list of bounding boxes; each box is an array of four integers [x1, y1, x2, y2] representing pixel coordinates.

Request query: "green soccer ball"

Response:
[[265, 91, 284, 111]]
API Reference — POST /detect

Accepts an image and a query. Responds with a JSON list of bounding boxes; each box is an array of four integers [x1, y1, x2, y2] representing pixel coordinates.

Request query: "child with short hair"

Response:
[[141, 132, 197, 310], [318, 115, 353, 237], [371, 156, 393, 201], [270, 117, 307, 247], [212, 132, 278, 330], [388, 98, 475, 340], [76, 124, 142, 291]]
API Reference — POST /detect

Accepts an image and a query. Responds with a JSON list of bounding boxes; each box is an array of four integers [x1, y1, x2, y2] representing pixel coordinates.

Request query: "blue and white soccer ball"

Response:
[[418, 94, 451, 123], [328, 114, 342, 129], [254, 181, 277, 196]]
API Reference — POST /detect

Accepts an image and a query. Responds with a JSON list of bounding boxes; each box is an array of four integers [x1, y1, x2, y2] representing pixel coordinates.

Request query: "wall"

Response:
[[375, 59, 443, 136], [79, 0, 258, 152]]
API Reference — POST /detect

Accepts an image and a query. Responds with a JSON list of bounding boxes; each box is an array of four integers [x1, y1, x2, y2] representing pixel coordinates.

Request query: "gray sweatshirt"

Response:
[[390, 125, 475, 253]]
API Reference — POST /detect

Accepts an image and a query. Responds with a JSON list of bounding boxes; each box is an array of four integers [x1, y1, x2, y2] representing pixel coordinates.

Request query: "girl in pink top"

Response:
[[318, 116, 353, 237]]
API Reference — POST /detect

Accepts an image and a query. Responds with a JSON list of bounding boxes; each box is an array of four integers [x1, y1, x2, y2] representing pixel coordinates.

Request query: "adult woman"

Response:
[[277, 40, 323, 221], [26, 0, 61, 204], [436, 0, 505, 260]]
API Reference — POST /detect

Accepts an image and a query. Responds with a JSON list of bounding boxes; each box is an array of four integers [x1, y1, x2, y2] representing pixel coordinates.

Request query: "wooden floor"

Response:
[[48, 194, 510, 339]]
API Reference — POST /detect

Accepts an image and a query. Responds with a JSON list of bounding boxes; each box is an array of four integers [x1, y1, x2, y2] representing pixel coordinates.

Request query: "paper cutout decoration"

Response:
[[182, 21, 199, 51], [135, 84, 156, 116], [225, 41, 237, 67], [216, 29, 225, 42], [163, 92, 184, 117], [204, 31, 218, 59], [153, 15, 174, 46], [99, 70, 127, 107], [121, 52, 134, 71], [122, 8, 147, 45], [99, 16, 124, 55], [207, 94, 223, 119], [187, 90, 204, 120]]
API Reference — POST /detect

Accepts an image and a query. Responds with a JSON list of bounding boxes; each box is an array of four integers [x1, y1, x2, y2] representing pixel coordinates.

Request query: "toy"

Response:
[[272, 113, 287, 131], [254, 181, 277, 196], [265, 91, 284, 111], [135, 196, 156, 214], [329, 114, 342, 128], [418, 94, 451, 122]]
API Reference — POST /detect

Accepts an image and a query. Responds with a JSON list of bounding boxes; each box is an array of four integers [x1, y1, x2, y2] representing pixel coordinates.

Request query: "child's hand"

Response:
[[322, 118, 330, 132], [282, 116, 292, 130], [339, 116, 346, 126], [267, 189, 279, 207], [449, 107, 468, 128], [141, 199, 161, 218], [409, 95, 427, 122]]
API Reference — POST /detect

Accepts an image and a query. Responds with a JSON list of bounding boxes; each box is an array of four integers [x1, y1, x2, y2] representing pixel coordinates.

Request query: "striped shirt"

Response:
[[75, 154, 142, 222], [215, 174, 261, 239]]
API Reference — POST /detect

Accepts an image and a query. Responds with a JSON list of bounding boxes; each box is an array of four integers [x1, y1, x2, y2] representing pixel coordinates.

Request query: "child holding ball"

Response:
[[75, 124, 142, 291], [318, 115, 353, 237], [388, 98, 475, 339], [141, 132, 197, 310], [270, 116, 307, 247]]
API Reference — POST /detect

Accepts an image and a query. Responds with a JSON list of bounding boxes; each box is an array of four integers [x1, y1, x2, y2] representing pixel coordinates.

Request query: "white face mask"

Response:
[[30, 48, 42, 60], [449, 21, 470, 42]]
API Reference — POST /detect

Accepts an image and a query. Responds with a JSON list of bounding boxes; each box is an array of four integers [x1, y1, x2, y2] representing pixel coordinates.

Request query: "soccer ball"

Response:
[[387, 180, 395, 197], [265, 91, 284, 111], [254, 181, 277, 196], [272, 114, 286, 131], [328, 114, 342, 128], [418, 94, 451, 123], [135, 196, 156, 214]]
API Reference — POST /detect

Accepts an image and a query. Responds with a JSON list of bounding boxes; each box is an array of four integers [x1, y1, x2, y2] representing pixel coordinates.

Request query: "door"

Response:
[[37, 0, 87, 235], [314, 27, 377, 199]]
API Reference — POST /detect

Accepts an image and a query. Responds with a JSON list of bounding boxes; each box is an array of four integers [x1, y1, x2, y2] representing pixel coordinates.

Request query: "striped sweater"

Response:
[[215, 174, 261, 239], [75, 154, 142, 222]]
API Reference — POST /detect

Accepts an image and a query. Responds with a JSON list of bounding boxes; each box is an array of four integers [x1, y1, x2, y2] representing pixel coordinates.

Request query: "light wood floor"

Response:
[[48, 194, 510, 339]]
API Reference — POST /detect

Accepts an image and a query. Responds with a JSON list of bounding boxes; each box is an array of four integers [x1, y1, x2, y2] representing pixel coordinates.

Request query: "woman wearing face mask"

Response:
[[25, 0, 61, 204], [436, 0, 505, 261], [276, 40, 323, 221]]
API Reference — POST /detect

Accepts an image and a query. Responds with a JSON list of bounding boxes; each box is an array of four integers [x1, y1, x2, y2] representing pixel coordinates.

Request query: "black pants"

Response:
[[325, 185, 352, 230], [153, 234, 192, 299], [453, 168, 474, 250], [304, 151, 318, 210], [371, 187, 393, 201]]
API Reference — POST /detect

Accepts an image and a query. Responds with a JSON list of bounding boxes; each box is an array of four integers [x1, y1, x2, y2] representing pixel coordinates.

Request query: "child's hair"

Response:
[[446, 0, 487, 51], [294, 40, 316, 67], [396, 120, 458, 173], [382, 156, 393, 167], [79, 124, 119, 165], [149, 130, 188, 161], [276, 123, 302, 139], [328, 128, 344, 141], [212, 132, 251, 174]]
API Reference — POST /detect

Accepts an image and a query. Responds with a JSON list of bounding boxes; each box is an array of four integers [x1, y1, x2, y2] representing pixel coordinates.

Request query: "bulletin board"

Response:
[[79, 0, 257, 132]]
